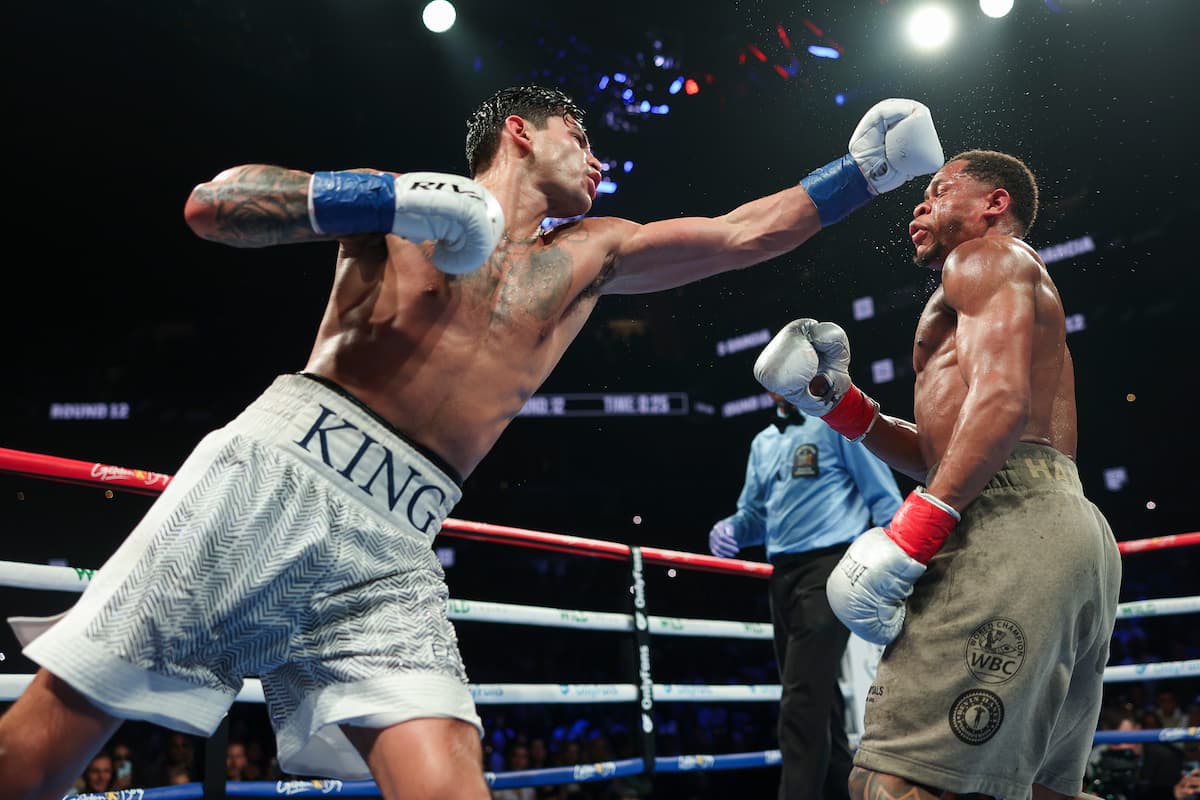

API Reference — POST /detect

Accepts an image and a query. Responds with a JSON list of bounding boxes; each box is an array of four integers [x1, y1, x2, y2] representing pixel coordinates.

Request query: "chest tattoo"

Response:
[[461, 242, 576, 324]]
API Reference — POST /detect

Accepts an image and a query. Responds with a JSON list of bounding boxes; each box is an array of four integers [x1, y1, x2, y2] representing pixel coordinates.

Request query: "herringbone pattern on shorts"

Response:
[[84, 435, 467, 717]]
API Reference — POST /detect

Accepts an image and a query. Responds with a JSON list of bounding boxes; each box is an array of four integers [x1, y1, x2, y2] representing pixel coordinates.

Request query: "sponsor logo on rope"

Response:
[[558, 684, 621, 699], [676, 755, 716, 770], [276, 779, 345, 795], [573, 762, 618, 781], [70, 791, 144, 800], [948, 689, 1004, 745], [964, 618, 1026, 685], [74, 567, 96, 582], [89, 463, 170, 487]]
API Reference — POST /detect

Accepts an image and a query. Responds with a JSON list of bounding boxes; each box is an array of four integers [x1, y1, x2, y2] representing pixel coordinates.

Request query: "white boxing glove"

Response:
[[708, 519, 740, 558], [848, 98, 945, 195], [826, 528, 926, 645], [827, 490, 960, 645], [756, 318, 879, 441], [753, 320, 819, 408], [309, 170, 505, 274], [799, 98, 943, 226]]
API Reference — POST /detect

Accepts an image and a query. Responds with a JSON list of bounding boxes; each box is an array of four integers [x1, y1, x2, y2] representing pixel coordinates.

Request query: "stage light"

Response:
[[684, 78, 700, 95], [835, 93, 846, 106], [807, 45, 840, 59], [421, 0, 456, 33], [907, 4, 955, 51], [668, 76, 684, 95], [980, 0, 1014, 17]]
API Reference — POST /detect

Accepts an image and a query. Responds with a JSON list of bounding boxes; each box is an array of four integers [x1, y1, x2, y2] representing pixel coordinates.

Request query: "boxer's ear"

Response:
[[504, 115, 534, 156]]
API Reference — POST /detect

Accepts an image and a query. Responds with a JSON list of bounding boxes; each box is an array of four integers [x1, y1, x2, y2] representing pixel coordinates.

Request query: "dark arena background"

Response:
[[3, 0, 1197, 798]]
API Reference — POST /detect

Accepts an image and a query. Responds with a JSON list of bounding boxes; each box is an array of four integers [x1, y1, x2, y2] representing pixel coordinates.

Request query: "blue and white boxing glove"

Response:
[[708, 519, 740, 558], [826, 490, 960, 645], [800, 98, 944, 226], [308, 171, 504, 274]]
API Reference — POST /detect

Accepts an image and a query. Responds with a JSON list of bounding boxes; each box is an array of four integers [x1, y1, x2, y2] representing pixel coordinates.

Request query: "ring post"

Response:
[[628, 546, 656, 777], [204, 715, 229, 799]]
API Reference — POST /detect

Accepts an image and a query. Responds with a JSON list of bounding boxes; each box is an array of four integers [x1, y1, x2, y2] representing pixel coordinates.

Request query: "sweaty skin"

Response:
[[184, 115, 823, 479], [855, 161, 1076, 513], [843, 162, 1095, 800]]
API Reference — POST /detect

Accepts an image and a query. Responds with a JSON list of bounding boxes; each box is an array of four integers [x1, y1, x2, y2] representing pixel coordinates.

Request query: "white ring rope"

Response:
[[2, 560, 1193, 629], [7, 659, 1200, 707], [0, 674, 784, 705]]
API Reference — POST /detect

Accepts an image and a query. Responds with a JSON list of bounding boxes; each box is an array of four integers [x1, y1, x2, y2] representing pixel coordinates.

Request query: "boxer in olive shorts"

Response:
[[854, 443, 1121, 798]]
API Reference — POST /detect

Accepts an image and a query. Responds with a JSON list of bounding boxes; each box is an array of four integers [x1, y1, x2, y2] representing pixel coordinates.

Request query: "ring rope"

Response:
[[1, 559, 1194, 625], [5, 445, 1199, 797], [57, 726, 1200, 800], [2, 446, 1195, 564]]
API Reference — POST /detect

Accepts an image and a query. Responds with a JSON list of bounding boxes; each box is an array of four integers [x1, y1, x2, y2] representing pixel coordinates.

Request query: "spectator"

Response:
[[493, 743, 535, 800], [79, 752, 115, 794], [1088, 713, 1184, 800], [1158, 691, 1187, 729], [1176, 767, 1200, 800], [110, 740, 135, 790], [227, 741, 249, 781]]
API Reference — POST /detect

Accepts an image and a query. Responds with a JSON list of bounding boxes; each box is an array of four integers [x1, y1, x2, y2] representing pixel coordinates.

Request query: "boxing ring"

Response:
[[0, 445, 1197, 800]]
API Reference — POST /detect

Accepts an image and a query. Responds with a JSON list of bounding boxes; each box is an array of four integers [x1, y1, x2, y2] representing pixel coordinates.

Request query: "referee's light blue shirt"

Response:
[[721, 414, 903, 561]]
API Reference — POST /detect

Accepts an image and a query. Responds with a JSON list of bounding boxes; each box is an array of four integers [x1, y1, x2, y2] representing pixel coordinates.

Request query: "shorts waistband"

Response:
[[931, 442, 1081, 494], [226, 373, 462, 537]]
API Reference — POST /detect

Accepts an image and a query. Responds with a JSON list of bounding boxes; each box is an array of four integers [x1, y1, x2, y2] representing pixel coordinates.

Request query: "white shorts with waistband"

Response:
[[21, 373, 481, 779]]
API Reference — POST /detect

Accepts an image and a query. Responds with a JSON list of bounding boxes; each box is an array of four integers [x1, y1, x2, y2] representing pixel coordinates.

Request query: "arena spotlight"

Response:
[[907, 4, 955, 51], [979, 0, 1015, 18], [422, 0, 456, 34]]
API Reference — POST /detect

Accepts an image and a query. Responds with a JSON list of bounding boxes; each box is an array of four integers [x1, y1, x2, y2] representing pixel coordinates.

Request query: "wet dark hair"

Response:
[[947, 149, 1040, 236], [465, 85, 586, 176]]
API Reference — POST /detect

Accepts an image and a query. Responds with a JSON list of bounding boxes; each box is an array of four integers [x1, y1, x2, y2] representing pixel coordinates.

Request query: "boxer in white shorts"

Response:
[[0, 85, 945, 799], [18, 372, 478, 779]]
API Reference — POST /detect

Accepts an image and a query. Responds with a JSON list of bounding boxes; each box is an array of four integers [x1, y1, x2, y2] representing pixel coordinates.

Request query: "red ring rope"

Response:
[[2, 446, 1195, 568], [0, 447, 771, 577]]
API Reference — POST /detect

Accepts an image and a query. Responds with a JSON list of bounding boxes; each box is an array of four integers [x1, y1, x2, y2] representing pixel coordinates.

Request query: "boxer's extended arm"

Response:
[[922, 239, 1039, 511], [599, 185, 822, 295], [600, 98, 943, 295], [184, 164, 503, 273]]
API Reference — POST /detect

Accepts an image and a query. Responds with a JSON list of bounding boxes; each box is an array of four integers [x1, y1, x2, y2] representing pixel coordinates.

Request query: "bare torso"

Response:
[[303, 223, 619, 479], [911, 237, 1077, 469]]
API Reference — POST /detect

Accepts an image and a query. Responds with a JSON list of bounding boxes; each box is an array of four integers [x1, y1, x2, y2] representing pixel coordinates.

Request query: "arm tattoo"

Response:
[[196, 165, 316, 247]]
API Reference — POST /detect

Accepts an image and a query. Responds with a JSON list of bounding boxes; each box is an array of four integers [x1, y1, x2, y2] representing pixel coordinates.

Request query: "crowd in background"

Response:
[[19, 680, 1194, 800]]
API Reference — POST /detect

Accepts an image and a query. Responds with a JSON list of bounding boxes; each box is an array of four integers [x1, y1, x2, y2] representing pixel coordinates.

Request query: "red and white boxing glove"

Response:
[[826, 489, 960, 645], [754, 318, 879, 441]]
